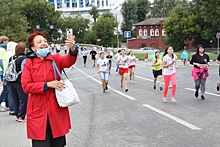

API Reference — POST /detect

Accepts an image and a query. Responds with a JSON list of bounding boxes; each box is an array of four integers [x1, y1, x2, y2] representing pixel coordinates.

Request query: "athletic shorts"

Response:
[[129, 65, 136, 69], [92, 56, 96, 60], [152, 69, 162, 78], [119, 68, 129, 76], [99, 71, 109, 80]]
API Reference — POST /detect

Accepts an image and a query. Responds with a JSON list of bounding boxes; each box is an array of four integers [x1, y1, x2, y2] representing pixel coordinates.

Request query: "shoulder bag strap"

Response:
[[52, 60, 69, 81]]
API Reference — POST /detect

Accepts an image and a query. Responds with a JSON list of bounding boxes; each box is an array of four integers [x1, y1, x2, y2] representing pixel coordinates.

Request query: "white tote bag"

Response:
[[52, 61, 80, 107]]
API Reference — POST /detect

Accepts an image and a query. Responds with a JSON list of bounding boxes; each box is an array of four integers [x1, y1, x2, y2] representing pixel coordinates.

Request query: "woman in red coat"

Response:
[[21, 30, 78, 147]]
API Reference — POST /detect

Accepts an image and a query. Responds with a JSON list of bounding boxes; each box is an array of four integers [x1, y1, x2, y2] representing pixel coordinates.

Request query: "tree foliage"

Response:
[[0, 0, 28, 42], [102, 11, 115, 20], [21, 0, 62, 42], [136, 0, 150, 22], [149, 0, 188, 18], [92, 16, 117, 47], [121, 0, 138, 33], [89, 6, 100, 22], [61, 15, 90, 43], [163, 0, 219, 50]]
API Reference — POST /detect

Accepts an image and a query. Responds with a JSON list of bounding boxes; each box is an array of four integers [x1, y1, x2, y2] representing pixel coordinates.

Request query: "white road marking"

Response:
[[143, 104, 202, 131], [72, 65, 201, 130], [185, 88, 220, 97]]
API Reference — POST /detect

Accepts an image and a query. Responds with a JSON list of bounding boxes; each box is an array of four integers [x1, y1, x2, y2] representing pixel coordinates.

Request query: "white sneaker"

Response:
[[0, 106, 6, 112], [132, 81, 135, 84]]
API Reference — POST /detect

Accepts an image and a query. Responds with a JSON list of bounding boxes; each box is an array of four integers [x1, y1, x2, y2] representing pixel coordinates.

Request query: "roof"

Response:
[[133, 18, 167, 26]]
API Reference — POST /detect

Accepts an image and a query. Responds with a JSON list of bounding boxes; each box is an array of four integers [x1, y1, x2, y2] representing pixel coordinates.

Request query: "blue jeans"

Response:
[[0, 83, 14, 111]]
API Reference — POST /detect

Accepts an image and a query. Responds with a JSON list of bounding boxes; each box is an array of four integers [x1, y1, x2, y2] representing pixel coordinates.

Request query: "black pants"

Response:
[[83, 56, 87, 64], [32, 119, 66, 147], [9, 83, 28, 119]]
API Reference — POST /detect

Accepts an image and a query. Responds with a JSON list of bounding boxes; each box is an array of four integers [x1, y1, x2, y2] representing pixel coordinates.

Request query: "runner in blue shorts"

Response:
[[96, 52, 110, 92]]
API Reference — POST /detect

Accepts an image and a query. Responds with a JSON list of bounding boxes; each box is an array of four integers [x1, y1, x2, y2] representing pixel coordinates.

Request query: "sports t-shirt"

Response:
[[118, 55, 129, 68], [82, 50, 88, 56], [128, 55, 136, 66], [90, 50, 97, 57], [190, 53, 210, 68], [163, 54, 178, 75], [106, 55, 113, 63], [97, 58, 109, 72]]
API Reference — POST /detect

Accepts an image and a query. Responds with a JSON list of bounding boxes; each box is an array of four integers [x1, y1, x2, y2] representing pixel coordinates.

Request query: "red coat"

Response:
[[21, 52, 77, 140]]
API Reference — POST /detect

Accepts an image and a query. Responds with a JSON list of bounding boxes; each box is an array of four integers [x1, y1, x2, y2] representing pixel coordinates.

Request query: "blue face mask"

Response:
[[36, 48, 50, 57]]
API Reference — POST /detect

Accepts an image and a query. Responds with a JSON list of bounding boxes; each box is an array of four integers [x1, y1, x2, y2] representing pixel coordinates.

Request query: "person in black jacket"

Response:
[[8, 42, 28, 121]]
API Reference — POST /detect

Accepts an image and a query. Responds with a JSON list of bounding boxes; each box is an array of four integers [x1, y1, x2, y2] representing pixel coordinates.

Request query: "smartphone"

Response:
[[66, 28, 73, 39]]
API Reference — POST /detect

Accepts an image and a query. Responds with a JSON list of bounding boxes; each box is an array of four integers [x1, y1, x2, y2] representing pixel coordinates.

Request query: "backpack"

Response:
[[5, 56, 24, 82]]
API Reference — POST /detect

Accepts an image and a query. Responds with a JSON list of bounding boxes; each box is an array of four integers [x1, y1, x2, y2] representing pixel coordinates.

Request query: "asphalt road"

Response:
[[1, 50, 220, 147]]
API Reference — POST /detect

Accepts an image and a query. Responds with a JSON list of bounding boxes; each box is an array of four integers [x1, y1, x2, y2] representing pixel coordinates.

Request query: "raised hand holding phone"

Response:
[[66, 28, 73, 39]]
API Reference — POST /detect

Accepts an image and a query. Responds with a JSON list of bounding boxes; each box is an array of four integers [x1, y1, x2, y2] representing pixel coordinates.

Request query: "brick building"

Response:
[[127, 18, 193, 51]]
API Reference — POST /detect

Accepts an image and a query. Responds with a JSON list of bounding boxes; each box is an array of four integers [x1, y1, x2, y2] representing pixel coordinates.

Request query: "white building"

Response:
[[48, 0, 116, 13]]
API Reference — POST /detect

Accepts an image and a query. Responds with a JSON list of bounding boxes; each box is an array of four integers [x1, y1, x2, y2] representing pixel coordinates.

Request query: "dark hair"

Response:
[[155, 51, 159, 62], [163, 46, 174, 59], [196, 44, 204, 54], [15, 42, 26, 55], [28, 29, 47, 52]]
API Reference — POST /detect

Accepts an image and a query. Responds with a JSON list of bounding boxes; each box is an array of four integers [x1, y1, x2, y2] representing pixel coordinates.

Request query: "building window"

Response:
[[162, 29, 166, 36], [139, 29, 143, 36], [143, 29, 147, 36], [155, 29, 159, 36], [150, 29, 154, 36]]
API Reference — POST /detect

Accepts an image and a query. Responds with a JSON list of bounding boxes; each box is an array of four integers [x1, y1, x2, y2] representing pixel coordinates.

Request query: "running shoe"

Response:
[[0, 106, 6, 112], [171, 98, 176, 103], [195, 90, 199, 98], [201, 95, 205, 100], [163, 98, 167, 103], [217, 84, 219, 91], [18, 117, 26, 122]]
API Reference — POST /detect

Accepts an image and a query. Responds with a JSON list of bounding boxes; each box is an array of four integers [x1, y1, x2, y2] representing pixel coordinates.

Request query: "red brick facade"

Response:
[[127, 18, 194, 51]]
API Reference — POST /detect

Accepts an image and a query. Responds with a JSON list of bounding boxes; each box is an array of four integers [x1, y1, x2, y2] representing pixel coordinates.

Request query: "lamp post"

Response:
[[116, 14, 119, 48]]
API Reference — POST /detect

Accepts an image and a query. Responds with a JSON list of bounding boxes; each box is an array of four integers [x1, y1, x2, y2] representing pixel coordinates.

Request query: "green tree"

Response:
[[89, 6, 100, 22], [0, 0, 28, 42], [149, 0, 188, 18], [83, 30, 97, 45], [136, 0, 150, 22], [193, 0, 220, 39], [102, 11, 115, 20], [92, 16, 117, 47], [21, 0, 62, 42], [121, 0, 138, 33], [163, 1, 216, 50], [61, 15, 90, 43]]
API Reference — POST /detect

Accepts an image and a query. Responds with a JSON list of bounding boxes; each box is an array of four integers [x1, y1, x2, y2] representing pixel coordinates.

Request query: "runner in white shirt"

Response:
[[117, 49, 129, 92], [114, 49, 121, 72], [96, 52, 110, 92], [128, 50, 136, 84], [162, 46, 179, 103], [81, 47, 88, 67]]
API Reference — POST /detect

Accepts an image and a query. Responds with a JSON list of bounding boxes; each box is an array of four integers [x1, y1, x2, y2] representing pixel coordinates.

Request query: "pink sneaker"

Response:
[[17, 117, 26, 122], [16, 116, 19, 121]]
